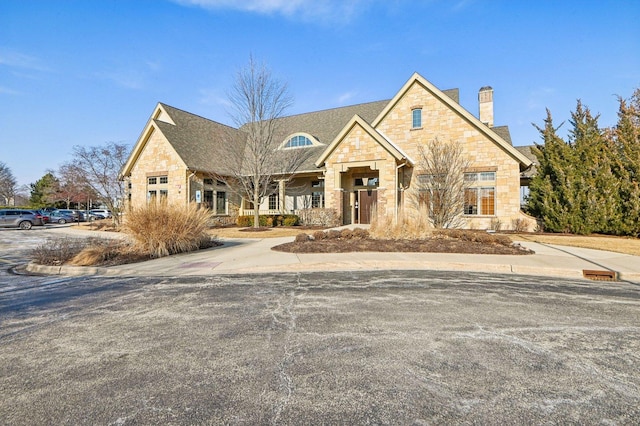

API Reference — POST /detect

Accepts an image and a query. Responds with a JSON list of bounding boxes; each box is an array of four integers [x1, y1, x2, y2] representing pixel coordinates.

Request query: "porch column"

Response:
[[278, 180, 286, 213]]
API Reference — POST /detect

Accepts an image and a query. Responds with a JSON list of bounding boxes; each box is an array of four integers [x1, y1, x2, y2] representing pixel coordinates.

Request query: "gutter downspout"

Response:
[[395, 161, 407, 224], [187, 171, 196, 206]]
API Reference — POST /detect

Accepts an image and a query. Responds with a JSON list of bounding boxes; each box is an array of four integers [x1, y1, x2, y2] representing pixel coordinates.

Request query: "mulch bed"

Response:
[[272, 238, 533, 255]]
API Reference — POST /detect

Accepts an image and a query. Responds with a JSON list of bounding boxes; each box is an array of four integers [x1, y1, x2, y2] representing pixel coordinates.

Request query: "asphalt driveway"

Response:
[[1, 270, 639, 424]]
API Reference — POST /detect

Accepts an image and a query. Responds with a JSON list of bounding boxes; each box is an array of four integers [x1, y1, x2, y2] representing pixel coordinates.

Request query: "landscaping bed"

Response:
[[272, 228, 534, 255]]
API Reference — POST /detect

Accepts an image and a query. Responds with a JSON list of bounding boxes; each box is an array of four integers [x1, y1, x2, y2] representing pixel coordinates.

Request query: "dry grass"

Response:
[[514, 233, 640, 256], [369, 206, 433, 240], [123, 202, 215, 258], [209, 226, 324, 239]]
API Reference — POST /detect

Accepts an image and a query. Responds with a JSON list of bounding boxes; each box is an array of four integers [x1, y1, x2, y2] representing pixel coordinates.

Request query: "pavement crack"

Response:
[[271, 285, 299, 425]]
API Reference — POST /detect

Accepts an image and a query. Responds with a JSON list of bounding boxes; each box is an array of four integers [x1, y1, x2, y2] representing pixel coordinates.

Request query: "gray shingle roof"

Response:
[[514, 145, 538, 178], [155, 88, 495, 176], [156, 103, 245, 175], [492, 125, 513, 145], [262, 99, 391, 172]]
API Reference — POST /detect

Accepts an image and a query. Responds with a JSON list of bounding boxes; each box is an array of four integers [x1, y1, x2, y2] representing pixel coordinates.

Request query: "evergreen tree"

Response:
[[29, 172, 60, 208], [610, 89, 640, 235], [527, 110, 575, 232], [568, 101, 620, 234]]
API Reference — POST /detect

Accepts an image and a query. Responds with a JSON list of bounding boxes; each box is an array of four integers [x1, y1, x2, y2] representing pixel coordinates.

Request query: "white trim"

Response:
[[278, 132, 323, 150]]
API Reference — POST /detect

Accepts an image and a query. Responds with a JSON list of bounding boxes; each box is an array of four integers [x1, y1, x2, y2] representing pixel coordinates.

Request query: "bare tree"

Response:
[[64, 142, 129, 224], [56, 163, 99, 209], [215, 56, 311, 228], [0, 161, 18, 205], [414, 138, 471, 228]]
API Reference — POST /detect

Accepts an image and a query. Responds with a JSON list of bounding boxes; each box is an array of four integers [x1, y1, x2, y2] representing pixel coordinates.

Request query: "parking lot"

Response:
[[2, 267, 639, 424]]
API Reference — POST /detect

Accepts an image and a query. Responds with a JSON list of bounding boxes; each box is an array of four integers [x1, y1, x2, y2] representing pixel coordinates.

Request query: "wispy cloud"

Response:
[[526, 87, 556, 111], [94, 61, 161, 90], [172, 0, 369, 24], [0, 86, 21, 95], [0, 48, 50, 72], [199, 87, 231, 107], [336, 91, 356, 104], [96, 69, 146, 90]]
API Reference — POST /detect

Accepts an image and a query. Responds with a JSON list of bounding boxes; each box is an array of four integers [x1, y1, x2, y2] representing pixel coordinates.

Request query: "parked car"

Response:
[[0, 209, 45, 229], [48, 210, 77, 224], [51, 209, 87, 222], [89, 209, 112, 219], [37, 210, 51, 224]]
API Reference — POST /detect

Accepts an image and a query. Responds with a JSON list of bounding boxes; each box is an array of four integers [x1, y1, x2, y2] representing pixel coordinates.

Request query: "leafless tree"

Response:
[[56, 163, 99, 209], [214, 56, 311, 228], [414, 138, 471, 228], [63, 142, 129, 224], [0, 161, 18, 205]]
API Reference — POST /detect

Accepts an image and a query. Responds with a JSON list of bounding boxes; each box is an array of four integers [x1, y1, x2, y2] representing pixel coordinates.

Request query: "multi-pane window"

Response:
[[203, 178, 214, 186], [216, 192, 226, 215], [269, 194, 279, 210], [311, 180, 324, 208], [412, 108, 422, 128], [464, 172, 496, 215], [148, 175, 168, 203], [284, 135, 313, 148], [204, 190, 214, 208]]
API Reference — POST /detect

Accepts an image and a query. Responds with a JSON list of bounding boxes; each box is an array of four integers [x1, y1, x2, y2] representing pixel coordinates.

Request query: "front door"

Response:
[[357, 189, 377, 224]]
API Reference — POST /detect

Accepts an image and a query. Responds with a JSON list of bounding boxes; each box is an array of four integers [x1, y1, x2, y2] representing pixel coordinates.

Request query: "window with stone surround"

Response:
[[412, 108, 422, 128], [463, 171, 496, 215]]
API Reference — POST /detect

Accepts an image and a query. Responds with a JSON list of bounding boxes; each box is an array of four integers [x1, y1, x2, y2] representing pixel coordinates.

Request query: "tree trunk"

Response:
[[253, 186, 260, 228]]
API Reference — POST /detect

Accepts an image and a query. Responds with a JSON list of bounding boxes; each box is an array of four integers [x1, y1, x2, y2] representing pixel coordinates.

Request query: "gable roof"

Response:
[[372, 73, 532, 169], [121, 103, 244, 177], [262, 100, 391, 173], [315, 115, 411, 167]]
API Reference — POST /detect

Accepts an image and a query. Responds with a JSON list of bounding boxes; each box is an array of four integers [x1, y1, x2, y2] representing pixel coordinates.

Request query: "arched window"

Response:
[[284, 135, 313, 148]]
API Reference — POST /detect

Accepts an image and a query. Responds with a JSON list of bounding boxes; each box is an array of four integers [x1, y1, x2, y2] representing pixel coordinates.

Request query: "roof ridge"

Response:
[[277, 99, 391, 120], [158, 102, 237, 131]]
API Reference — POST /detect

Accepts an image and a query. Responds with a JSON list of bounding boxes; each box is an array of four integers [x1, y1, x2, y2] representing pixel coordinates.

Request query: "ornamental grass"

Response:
[[122, 201, 214, 258]]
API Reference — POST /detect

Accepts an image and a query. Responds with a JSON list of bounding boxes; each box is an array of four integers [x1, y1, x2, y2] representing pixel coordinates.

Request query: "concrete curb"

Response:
[[24, 260, 640, 283]]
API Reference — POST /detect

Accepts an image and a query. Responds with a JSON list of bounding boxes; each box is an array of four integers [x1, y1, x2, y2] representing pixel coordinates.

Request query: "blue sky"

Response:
[[1, 0, 639, 188]]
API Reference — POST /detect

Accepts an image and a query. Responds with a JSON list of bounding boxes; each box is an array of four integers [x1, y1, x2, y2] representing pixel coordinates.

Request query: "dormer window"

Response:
[[284, 135, 313, 148], [412, 108, 422, 129], [279, 133, 323, 150]]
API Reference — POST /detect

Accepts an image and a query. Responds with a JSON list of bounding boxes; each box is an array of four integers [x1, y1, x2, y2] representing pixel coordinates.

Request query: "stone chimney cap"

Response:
[[479, 86, 493, 91]]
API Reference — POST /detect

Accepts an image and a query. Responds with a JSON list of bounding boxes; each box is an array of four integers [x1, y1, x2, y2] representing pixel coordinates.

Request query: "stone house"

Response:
[[120, 72, 534, 229]]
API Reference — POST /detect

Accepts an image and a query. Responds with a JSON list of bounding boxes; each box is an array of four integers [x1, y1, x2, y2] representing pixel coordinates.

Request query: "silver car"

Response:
[[0, 209, 45, 230], [48, 211, 76, 224]]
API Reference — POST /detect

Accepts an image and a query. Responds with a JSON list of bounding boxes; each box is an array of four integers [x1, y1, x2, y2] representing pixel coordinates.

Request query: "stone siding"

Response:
[[373, 81, 524, 229], [128, 127, 188, 207]]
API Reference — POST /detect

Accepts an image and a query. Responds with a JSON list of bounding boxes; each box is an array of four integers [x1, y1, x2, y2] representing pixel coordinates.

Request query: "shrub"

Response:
[[313, 230, 327, 240], [490, 218, 503, 232], [237, 215, 252, 227], [370, 206, 433, 240], [298, 208, 340, 227], [69, 239, 128, 266], [511, 218, 529, 232], [294, 233, 311, 242], [30, 237, 132, 266], [434, 229, 514, 247], [351, 228, 370, 239], [31, 237, 88, 265], [327, 229, 342, 239], [283, 215, 299, 226], [237, 214, 299, 227], [123, 202, 213, 258]]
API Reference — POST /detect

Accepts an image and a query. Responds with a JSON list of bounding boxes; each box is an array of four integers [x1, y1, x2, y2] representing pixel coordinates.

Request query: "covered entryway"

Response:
[[340, 169, 379, 225], [356, 189, 377, 224]]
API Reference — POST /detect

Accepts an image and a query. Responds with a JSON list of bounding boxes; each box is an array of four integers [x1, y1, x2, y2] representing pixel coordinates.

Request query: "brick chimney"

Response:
[[478, 86, 494, 127]]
